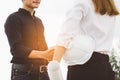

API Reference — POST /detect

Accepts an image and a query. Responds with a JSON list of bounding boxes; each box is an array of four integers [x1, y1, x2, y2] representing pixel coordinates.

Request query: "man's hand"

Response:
[[28, 46, 55, 61], [42, 47, 54, 62]]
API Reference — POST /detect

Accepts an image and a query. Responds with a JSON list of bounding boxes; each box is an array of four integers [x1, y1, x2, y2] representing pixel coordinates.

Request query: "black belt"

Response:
[[12, 63, 47, 73]]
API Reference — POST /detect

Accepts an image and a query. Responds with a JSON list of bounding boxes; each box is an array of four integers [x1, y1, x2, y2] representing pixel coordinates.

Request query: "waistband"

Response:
[[95, 51, 111, 55], [68, 52, 109, 68], [12, 63, 47, 73]]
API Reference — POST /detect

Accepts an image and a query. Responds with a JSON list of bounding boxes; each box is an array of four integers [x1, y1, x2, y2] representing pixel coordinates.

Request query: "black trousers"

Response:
[[11, 63, 49, 80], [67, 52, 115, 80]]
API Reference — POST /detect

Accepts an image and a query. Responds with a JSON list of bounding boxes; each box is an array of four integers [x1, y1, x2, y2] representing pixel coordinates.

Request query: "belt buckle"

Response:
[[40, 65, 46, 73]]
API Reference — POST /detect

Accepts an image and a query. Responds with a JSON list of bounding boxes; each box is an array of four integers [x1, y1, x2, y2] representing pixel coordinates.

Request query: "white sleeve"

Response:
[[56, 0, 89, 48]]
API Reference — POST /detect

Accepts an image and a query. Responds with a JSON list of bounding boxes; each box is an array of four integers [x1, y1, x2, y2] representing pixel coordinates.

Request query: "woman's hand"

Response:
[[41, 48, 54, 62]]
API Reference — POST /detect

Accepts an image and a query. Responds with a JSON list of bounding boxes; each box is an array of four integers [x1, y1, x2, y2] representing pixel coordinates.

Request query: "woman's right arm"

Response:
[[53, 46, 66, 62], [52, 0, 88, 63]]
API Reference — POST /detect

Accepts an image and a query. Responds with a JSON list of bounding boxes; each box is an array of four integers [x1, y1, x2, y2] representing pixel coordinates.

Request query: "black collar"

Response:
[[18, 8, 35, 17]]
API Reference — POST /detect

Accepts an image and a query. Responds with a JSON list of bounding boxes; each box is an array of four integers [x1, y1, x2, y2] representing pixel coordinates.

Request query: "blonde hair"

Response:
[[92, 0, 119, 16]]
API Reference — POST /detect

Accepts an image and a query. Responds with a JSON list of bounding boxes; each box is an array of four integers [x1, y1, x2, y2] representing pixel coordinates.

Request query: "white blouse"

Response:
[[56, 0, 118, 65]]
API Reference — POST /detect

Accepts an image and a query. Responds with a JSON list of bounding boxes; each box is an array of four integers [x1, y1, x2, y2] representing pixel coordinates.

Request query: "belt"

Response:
[[96, 51, 110, 55], [12, 63, 47, 73]]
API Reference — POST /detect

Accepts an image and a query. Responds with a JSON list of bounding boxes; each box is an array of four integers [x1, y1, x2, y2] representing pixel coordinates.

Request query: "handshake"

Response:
[[28, 46, 64, 80], [40, 46, 55, 62], [28, 46, 55, 63], [37, 47, 64, 80]]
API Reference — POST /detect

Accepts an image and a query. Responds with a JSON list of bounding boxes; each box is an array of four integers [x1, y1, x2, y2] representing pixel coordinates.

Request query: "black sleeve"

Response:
[[4, 14, 32, 59]]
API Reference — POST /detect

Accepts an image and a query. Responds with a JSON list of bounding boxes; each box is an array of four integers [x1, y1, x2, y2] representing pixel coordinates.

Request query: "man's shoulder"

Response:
[[35, 16, 41, 20], [35, 16, 43, 22], [5, 10, 21, 27], [7, 11, 20, 20]]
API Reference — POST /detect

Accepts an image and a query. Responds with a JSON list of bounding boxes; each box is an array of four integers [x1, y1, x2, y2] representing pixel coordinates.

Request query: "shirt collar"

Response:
[[18, 8, 35, 17]]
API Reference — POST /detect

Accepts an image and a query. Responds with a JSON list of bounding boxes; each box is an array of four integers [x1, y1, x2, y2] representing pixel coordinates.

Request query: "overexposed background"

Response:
[[0, 0, 120, 80]]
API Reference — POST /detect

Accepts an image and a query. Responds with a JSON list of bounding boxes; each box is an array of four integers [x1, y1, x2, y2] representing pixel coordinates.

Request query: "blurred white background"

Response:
[[0, 0, 120, 80]]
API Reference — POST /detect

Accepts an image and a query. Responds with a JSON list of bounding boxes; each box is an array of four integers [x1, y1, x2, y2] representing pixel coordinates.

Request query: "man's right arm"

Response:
[[28, 49, 54, 61], [4, 14, 54, 61]]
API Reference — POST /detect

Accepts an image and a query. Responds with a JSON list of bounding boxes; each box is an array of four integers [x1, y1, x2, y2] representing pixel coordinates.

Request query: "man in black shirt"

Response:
[[4, 0, 54, 80]]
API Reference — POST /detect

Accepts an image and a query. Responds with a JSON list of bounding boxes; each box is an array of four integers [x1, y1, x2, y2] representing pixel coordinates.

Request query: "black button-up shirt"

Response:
[[4, 8, 48, 64]]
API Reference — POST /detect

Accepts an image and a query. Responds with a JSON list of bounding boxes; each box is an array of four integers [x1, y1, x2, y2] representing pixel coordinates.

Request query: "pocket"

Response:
[[11, 64, 32, 80]]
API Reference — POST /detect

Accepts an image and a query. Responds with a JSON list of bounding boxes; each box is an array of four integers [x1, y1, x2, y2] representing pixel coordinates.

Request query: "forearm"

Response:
[[53, 46, 66, 62], [28, 49, 54, 61], [28, 50, 45, 59]]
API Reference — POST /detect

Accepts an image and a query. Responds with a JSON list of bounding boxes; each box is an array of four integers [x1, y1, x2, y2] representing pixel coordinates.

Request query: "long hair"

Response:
[[92, 0, 119, 16]]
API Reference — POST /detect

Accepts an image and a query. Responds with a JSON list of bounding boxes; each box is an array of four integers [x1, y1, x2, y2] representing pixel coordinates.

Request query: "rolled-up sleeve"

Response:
[[4, 14, 32, 59], [56, 0, 88, 48]]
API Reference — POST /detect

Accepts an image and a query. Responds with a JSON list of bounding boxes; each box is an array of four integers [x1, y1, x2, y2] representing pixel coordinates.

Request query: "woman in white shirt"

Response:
[[48, 0, 119, 80]]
